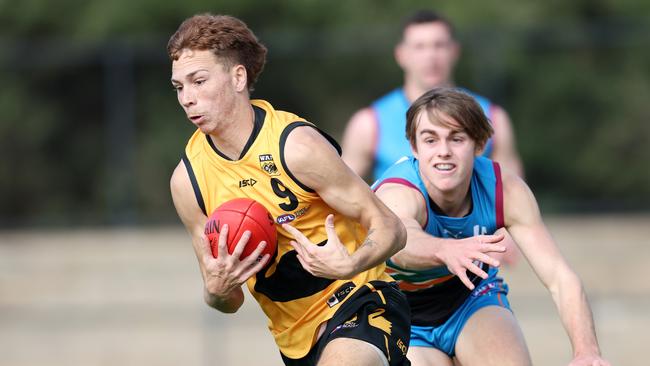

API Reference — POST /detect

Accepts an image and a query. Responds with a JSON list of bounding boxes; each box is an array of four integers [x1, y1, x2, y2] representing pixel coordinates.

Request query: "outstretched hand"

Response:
[[283, 214, 355, 279], [436, 233, 506, 290], [200, 224, 271, 298]]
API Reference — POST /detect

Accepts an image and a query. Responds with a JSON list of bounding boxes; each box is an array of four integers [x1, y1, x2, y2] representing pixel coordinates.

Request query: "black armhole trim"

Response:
[[279, 121, 342, 193], [204, 105, 266, 161], [182, 152, 207, 216]]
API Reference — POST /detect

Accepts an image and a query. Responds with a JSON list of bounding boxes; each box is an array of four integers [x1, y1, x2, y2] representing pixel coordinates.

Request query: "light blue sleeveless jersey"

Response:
[[373, 156, 509, 349], [370, 88, 495, 180], [372, 156, 503, 292]]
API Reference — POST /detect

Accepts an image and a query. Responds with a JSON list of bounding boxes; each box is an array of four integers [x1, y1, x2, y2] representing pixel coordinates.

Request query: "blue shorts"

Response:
[[409, 273, 511, 356]]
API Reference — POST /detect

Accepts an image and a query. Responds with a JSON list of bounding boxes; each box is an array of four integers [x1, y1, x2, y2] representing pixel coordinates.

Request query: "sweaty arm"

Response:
[[503, 172, 607, 364], [282, 125, 405, 279], [341, 107, 377, 179], [490, 106, 524, 178], [170, 162, 269, 313], [375, 182, 505, 290]]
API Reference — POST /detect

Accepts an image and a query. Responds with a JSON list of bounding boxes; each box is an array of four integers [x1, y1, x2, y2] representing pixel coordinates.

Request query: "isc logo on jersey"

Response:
[[239, 178, 257, 188], [259, 154, 279, 176]]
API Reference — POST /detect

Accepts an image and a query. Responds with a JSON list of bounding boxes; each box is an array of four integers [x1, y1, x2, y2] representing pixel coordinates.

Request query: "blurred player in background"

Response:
[[373, 88, 609, 366], [342, 9, 523, 181], [168, 13, 411, 366], [342, 9, 522, 266]]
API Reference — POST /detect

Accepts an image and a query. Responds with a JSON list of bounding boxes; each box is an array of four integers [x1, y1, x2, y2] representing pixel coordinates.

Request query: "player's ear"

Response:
[[394, 42, 406, 69], [474, 140, 485, 156], [450, 40, 461, 64], [410, 141, 419, 159], [232, 64, 248, 92]]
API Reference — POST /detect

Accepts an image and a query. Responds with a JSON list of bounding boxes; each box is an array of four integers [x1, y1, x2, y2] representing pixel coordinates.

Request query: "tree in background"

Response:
[[1, 0, 648, 226]]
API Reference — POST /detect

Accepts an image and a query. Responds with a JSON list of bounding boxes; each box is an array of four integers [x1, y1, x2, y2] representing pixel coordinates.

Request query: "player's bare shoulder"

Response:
[[342, 107, 377, 177], [346, 107, 377, 132], [375, 180, 427, 226], [283, 124, 341, 184], [169, 160, 206, 229], [342, 107, 377, 151], [170, 161, 191, 197], [285, 124, 333, 159], [500, 164, 539, 226], [500, 166, 530, 200]]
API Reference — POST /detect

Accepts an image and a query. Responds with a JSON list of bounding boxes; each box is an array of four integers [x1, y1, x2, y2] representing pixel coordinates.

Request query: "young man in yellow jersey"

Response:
[[168, 14, 412, 366]]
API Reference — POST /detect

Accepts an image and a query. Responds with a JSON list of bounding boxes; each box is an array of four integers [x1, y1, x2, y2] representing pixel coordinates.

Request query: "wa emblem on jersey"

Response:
[[259, 154, 279, 176]]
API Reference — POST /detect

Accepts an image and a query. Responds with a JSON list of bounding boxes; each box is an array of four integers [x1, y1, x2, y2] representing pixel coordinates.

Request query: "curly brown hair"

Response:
[[167, 14, 267, 92]]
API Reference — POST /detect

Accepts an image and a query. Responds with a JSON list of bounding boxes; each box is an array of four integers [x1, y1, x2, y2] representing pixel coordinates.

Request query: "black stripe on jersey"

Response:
[[254, 239, 335, 302], [182, 152, 207, 216], [204, 105, 266, 161], [279, 122, 343, 193]]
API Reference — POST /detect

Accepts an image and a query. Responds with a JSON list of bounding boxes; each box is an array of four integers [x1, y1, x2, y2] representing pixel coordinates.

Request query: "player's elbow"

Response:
[[204, 297, 241, 314], [548, 265, 582, 298], [203, 289, 243, 314]]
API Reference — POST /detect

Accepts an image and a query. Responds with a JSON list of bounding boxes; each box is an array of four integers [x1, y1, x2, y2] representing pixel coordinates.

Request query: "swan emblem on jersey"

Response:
[[259, 154, 279, 176]]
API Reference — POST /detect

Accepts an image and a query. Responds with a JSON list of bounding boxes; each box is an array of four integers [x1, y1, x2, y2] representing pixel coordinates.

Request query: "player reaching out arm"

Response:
[[342, 10, 523, 181], [377, 178, 507, 290], [503, 168, 606, 366], [374, 87, 609, 366], [342, 10, 523, 268]]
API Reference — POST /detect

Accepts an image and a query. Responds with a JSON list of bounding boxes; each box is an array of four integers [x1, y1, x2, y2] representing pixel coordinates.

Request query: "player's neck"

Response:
[[426, 180, 472, 217], [207, 102, 255, 160]]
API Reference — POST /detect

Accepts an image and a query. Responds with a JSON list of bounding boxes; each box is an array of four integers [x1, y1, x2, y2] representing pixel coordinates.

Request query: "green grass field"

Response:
[[1, 214, 648, 365]]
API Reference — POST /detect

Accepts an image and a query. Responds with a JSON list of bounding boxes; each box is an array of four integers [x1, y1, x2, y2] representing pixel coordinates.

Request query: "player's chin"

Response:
[[430, 177, 460, 193], [196, 123, 215, 135]]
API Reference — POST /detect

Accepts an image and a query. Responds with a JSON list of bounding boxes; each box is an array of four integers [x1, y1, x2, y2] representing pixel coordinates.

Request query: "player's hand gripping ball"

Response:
[[204, 198, 277, 260]]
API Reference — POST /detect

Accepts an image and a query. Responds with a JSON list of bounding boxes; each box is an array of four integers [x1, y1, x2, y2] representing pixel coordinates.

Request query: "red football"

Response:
[[204, 198, 277, 260]]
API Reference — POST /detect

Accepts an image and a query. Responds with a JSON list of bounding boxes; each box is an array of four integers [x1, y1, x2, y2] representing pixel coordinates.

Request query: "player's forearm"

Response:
[[192, 238, 242, 313], [551, 270, 602, 357], [390, 225, 446, 269], [350, 214, 406, 275]]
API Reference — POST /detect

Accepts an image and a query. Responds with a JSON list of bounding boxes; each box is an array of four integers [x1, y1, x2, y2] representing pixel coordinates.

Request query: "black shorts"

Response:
[[281, 280, 411, 366]]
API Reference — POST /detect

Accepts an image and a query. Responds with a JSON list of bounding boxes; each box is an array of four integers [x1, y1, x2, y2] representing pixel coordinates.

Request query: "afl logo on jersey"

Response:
[[276, 214, 296, 224], [259, 154, 279, 176]]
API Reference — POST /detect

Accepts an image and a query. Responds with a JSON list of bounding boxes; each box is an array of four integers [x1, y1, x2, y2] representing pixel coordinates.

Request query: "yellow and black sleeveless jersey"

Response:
[[182, 99, 392, 359]]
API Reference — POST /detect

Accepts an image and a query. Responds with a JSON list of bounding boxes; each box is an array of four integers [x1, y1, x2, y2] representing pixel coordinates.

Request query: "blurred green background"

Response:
[[1, 0, 649, 228]]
